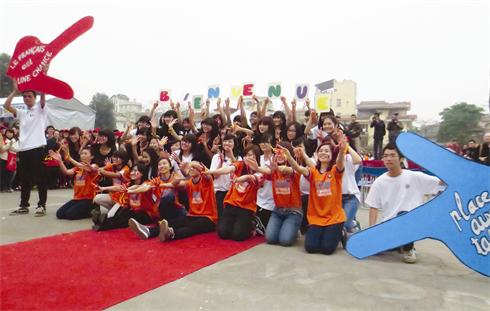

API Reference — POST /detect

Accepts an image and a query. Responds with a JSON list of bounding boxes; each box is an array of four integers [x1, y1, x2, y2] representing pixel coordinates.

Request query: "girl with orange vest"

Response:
[[93, 163, 157, 231], [48, 147, 99, 220], [277, 135, 348, 255], [128, 161, 218, 242], [204, 145, 264, 242], [244, 141, 303, 246]]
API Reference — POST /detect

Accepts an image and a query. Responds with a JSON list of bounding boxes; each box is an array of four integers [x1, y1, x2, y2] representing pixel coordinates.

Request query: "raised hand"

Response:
[[6, 16, 94, 99], [104, 157, 112, 166], [153, 101, 159, 110], [175, 102, 180, 110], [225, 98, 230, 108], [125, 118, 133, 129], [346, 132, 490, 277], [48, 150, 62, 162], [170, 100, 175, 110], [159, 136, 168, 147], [244, 157, 259, 171], [150, 117, 158, 129], [217, 98, 222, 107]]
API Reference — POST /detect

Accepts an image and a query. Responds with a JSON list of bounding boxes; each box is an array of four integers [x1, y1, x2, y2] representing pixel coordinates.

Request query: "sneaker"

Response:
[[252, 216, 266, 236], [403, 249, 418, 264], [9, 207, 29, 216], [129, 218, 149, 240], [158, 219, 171, 243], [34, 206, 46, 217]]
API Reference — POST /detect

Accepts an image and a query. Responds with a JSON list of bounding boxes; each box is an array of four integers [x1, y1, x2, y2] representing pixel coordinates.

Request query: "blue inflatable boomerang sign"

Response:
[[347, 132, 490, 277]]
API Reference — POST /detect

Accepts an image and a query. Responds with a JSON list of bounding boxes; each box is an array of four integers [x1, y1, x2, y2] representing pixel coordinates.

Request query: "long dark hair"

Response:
[[220, 134, 240, 159], [179, 133, 200, 162], [98, 129, 116, 149], [198, 118, 219, 145], [273, 111, 288, 139], [141, 147, 159, 178], [68, 127, 82, 160], [286, 121, 304, 141], [129, 162, 149, 186], [112, 149, 129, 168]]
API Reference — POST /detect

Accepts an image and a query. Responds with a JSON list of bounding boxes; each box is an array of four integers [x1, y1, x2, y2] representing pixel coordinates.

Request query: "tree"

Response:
[[437, 102, 484, 145], [89, 93, 115, 130], [0, 53, 14, 97]]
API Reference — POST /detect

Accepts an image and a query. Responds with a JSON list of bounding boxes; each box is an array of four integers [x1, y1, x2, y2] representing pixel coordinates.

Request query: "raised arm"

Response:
[[49, 150, 75, 176], [281, 96, 293, 124], [233, 124, 254, 136], [304, 110, 316, 136], [254, 95, 262, 119], [347, 144, 362, 165], [149, 101, 158, 120], [291, 99, 297, 123], [216, 98, 228, 126], [261, 97, 269, 117], [240, 96, 250, 128], [3, 80, 19, 115], [121, 119, 133, 141], [335, 136, 348, 172], [277, 145, 309, 177], [224, 98, 232, 125]]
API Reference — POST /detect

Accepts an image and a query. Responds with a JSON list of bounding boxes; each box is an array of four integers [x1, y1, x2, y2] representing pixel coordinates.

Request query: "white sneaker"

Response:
[[34, 206, 46, 217], [128, 218, 149, 240], [403, 249, 417, 264]]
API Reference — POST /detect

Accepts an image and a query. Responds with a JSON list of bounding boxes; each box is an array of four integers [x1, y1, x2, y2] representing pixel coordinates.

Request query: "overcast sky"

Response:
[[1, 0, 488, 123]]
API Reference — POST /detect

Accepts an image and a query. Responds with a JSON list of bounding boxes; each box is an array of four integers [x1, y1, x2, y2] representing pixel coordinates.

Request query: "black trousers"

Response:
[[149, 216, 216, 240], [18, 147, 47, 207], [218, 204, 254, 242]]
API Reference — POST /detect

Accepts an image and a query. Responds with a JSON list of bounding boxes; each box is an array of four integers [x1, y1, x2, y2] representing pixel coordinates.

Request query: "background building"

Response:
[[111, 94, 143, 130]]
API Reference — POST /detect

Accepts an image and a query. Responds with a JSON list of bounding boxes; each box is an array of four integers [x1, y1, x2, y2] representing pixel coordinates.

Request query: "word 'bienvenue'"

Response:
[[450, 191, 490, 255], [9, 45, 53, 85]]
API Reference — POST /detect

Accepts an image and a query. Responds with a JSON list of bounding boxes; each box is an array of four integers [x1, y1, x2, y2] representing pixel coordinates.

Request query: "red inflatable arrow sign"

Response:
[[6, 16, 94, 99]]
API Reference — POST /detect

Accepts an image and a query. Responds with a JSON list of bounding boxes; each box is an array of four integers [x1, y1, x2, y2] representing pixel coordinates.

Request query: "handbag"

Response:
[[6, 151, 16, 171]]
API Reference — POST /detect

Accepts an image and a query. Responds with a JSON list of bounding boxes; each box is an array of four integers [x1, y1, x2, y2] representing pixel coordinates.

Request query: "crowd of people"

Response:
[[2, 83, 489, 262]]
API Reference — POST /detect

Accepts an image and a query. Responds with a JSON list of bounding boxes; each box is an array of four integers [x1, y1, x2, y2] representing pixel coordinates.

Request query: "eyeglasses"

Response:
[[181, 141, 191, 145], [287, 129, 296, 133]]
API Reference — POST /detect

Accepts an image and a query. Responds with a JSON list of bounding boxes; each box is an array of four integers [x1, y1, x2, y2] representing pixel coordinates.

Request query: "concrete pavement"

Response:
[[1, 189, 488, 310]]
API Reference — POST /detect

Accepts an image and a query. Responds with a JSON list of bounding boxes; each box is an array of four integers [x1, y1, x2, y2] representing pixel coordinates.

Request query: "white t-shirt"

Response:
[[16, 103, 48, 151], [300, 157, 316, 195], [365, 170, 439, 222], [257, 154, 275, 211], [342, 154, 360, 201], [210, 153, 242, 192]]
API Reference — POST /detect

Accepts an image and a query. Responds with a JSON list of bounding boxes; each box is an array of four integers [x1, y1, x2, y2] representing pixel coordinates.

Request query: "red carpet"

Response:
[[0, 229, 264, 311]]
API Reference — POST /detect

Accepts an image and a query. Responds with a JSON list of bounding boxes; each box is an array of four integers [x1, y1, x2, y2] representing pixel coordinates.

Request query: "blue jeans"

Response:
[[266, 207, 302, 246], [305, 222, 344, 255], [57, 199, 95, 220], [158, 193, 188, 220], [342, 194, 359, 231]]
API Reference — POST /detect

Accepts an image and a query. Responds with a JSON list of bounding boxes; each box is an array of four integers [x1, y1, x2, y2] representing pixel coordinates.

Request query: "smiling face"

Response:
[[171, 141, 181, 152], [244, 149, 256, 162], [273, 117, 282, 127], [80, 149, 94, 164], [317, 144, 333, 164], [222, 138, 235, 151], [164, 115, 173, 126], [5, 131, 14, 139], [130, 166, 142, 180], [158, 158, 171, 174], [149, 138, 159, 151], [250, 113, 258, 125], [183, 120, 191, 130], [201, 123, 211, 133], [98, 135, 108, 145], [181, 140, 191, 151], [322, 118, 336, 134], [141, 151, 151, 165], [69, 131, 80, 143]]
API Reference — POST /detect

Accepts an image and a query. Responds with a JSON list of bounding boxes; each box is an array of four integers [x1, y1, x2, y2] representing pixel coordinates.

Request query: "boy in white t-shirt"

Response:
[[4, 79, 49, 217], [366, 143, 440, 263]]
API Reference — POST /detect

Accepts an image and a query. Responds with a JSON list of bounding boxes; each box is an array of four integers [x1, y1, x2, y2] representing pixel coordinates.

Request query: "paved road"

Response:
[[1, 189, 488, 310]]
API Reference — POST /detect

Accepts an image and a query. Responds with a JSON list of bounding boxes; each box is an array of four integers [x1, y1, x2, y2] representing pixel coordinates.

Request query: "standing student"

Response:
[[366, 144, 440, 263], [0, 128, 19, 192], [5, 79, 49, 216], [49, 148, 99, 220], [278, 136, 348, 255], [205, 145, 264, 242], [129, 161, 218, 242]]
